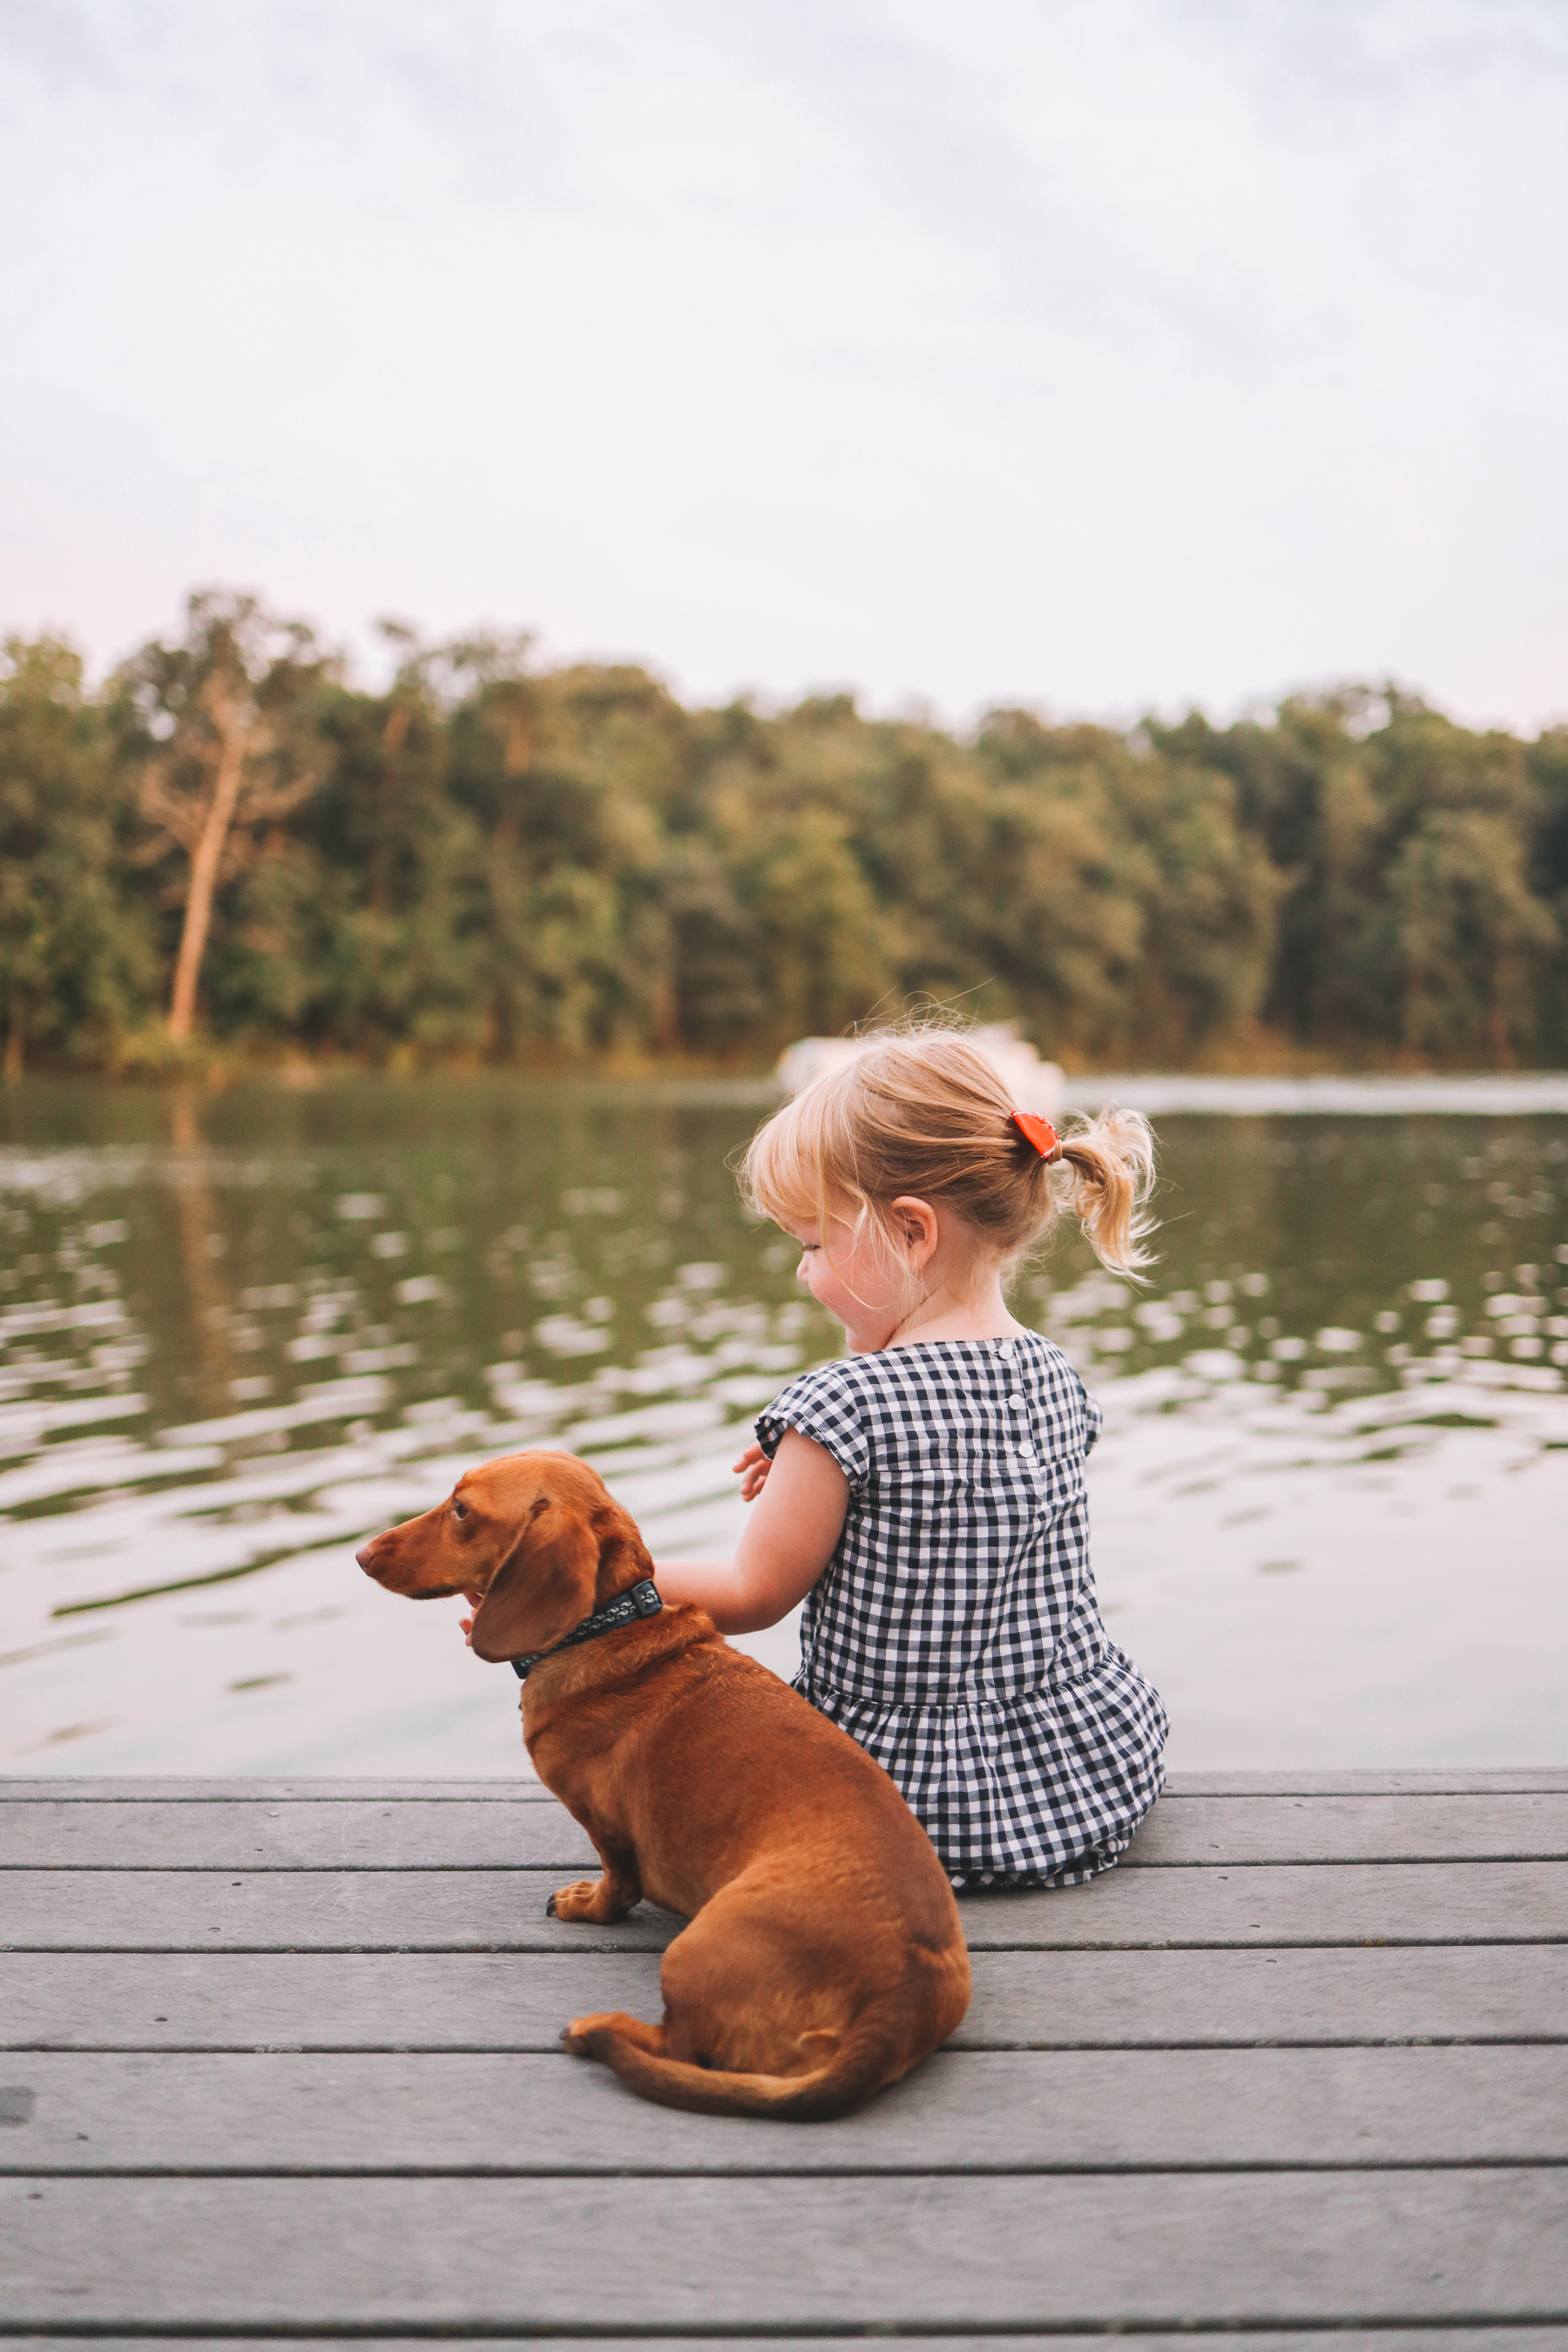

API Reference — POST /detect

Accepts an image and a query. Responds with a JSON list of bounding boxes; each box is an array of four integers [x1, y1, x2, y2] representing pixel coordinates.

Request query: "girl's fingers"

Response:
[[459, 1615, 475, 1646], [732, 1441, 773, 1500]]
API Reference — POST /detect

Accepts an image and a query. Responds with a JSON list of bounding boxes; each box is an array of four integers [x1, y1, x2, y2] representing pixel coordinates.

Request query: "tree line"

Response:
[[3, 589, 1565, 1077]]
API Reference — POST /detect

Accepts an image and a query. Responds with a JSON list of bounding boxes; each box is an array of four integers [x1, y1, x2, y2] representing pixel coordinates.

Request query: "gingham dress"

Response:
[[755, 1333, 1166, 1887]]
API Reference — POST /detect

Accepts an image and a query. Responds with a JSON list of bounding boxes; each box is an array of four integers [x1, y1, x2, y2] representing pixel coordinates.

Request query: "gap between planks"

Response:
[[8, 2341, 1568, 2352]]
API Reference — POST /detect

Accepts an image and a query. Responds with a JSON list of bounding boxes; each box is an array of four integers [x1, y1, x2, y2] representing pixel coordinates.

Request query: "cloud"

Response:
[[721, 0, 1288, 371], [1171, 0, 1568, 127], [0, 0, 121, 98]]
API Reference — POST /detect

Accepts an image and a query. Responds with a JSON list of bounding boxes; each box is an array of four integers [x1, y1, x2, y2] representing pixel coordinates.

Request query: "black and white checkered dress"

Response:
[[755, 1333, 1166, 1887]]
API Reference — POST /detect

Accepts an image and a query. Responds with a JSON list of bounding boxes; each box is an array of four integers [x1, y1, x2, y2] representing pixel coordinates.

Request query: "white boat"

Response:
[[774, 1024, 1065, 1119]]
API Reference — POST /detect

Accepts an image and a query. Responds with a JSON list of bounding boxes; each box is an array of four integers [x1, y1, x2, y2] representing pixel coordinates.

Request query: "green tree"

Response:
[[118, 591, 333, 1043], [1390, 808, 1557, 1063], [1153, 693, 1399, 1047], [1526, 727, 1568, 1060], [1116, 748, 1284, 1055], [0, 638, 153, 1075], [456, 659, 683, 1057]]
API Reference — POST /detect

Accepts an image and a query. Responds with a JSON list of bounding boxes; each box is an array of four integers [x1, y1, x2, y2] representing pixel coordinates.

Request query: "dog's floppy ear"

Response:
[[469, 1504, 598, 1663], [592, 1497, 655, 1590]]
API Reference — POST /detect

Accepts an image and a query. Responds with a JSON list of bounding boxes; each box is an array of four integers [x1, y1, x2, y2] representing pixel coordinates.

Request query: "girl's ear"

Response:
[[890, 1194, 940, 1269], [469, 1505, 599, 1663]]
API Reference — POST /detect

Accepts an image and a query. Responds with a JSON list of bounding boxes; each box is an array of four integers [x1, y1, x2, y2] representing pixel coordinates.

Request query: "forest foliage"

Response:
[[3, 590, 1566, 1076]]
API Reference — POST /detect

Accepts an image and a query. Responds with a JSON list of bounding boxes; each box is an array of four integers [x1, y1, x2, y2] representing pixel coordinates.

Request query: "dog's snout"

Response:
[[356, 1536, 384, 1572]]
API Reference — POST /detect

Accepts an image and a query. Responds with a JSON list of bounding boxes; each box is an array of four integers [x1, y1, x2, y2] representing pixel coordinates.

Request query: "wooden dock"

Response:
[[3, 1767, 1566, 2342]]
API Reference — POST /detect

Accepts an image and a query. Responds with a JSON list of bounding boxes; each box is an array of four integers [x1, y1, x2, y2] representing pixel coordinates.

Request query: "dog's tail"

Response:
[[565, 2014, 902, 2121]]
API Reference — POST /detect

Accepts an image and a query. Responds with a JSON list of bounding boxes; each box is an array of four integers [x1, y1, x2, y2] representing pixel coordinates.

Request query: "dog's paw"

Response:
[[547, 1876, 601, 1923]]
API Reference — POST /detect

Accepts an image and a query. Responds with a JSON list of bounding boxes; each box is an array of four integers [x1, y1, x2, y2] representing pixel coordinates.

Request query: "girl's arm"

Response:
[[654, 1428, 848, 1634]]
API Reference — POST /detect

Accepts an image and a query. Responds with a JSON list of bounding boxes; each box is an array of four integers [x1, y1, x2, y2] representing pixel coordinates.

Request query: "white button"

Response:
[[998, 1339, 1016, 1359], [1010, 1392, 1026, 1409], [1017, 1443, 1034, 1459]]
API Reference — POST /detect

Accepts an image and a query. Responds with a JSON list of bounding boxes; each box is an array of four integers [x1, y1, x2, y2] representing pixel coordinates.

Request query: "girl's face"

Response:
[[784, 1203, 923, 1354]]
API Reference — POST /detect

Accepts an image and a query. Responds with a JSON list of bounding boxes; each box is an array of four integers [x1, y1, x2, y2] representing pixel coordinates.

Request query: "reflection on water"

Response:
[[2, 1077, 1565, 1773]]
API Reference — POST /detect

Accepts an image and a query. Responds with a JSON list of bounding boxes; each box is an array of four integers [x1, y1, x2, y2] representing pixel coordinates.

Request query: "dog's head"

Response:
[[355, 1450, 653, 1663]]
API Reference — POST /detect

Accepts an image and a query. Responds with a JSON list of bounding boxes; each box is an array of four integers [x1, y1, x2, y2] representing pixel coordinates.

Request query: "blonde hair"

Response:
[[740, 1027, 1156, 1288]]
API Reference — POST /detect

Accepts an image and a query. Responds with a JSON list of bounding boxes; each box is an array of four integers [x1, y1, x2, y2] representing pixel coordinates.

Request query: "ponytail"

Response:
[[1055, 1107, 1157, 1278]]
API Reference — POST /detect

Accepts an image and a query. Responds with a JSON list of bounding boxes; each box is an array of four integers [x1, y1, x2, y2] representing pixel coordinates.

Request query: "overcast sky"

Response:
[[3, 0, 1565, 729]]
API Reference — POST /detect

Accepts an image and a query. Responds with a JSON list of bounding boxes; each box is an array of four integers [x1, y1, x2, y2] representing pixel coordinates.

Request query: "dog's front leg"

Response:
[[547, 1833, 641, 1924]]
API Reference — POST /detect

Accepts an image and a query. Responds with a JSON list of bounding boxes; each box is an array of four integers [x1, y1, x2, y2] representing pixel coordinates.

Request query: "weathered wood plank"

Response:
[[1125, 1794, 1568, 1866], [0, 1869, 679, 1953], [5, 1861, 1564, 1953], [4, 1944, 1563, 2052], [958, 1862, 1568, 1948], [1165, 1773, 1568, 1796], [5, 2046, 1567, 2174], [6, 2172, 1568, 2326], [0, 1950, 662, 2052], [0, 1799, 597, 1869], [10, 1791, 1565, 1869]]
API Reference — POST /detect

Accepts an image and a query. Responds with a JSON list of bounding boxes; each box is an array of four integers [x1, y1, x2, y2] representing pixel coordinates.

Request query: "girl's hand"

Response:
[[733, 1441, 772, 1502], [458, 1589, 483, 1647]]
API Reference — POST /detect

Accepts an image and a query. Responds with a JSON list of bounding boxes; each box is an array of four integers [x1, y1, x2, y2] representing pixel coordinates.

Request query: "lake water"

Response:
[[2, 1075, 1565, 1776]]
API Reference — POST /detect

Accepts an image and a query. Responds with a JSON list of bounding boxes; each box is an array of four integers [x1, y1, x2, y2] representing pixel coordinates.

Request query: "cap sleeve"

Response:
[[1078, 1374, 1104, 1456], [754, 1363, 872, 1490]]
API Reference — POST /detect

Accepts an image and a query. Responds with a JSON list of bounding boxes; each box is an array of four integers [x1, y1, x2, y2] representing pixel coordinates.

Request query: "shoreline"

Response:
[[3, 1065, 1568, 1118]]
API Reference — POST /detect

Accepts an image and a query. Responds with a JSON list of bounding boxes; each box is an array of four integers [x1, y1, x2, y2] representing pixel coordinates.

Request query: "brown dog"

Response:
[[357, 1449, 970, 2119]]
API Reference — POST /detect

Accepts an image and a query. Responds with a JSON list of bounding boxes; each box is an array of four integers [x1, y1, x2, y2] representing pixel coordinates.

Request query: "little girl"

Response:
[[657, 1027, 1167, 1889]]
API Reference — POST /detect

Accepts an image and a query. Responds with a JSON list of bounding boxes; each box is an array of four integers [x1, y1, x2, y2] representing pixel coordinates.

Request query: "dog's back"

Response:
[[527, 1609, 971, 2119]]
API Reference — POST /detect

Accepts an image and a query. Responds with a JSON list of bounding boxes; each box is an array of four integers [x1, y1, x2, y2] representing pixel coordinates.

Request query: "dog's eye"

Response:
[[451, 1499, 469, 1521]]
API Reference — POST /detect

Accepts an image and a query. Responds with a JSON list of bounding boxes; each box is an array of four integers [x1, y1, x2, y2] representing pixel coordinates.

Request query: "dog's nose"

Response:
[[355, 1539, 380, 1571]]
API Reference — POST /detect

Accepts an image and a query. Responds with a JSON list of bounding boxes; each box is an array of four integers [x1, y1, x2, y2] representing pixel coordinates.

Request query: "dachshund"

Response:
[[357, 1449, 970, 2119]]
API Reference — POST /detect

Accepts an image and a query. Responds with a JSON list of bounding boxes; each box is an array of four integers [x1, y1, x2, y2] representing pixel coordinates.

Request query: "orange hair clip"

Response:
[[1009, 1110, 1062, 1163]]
